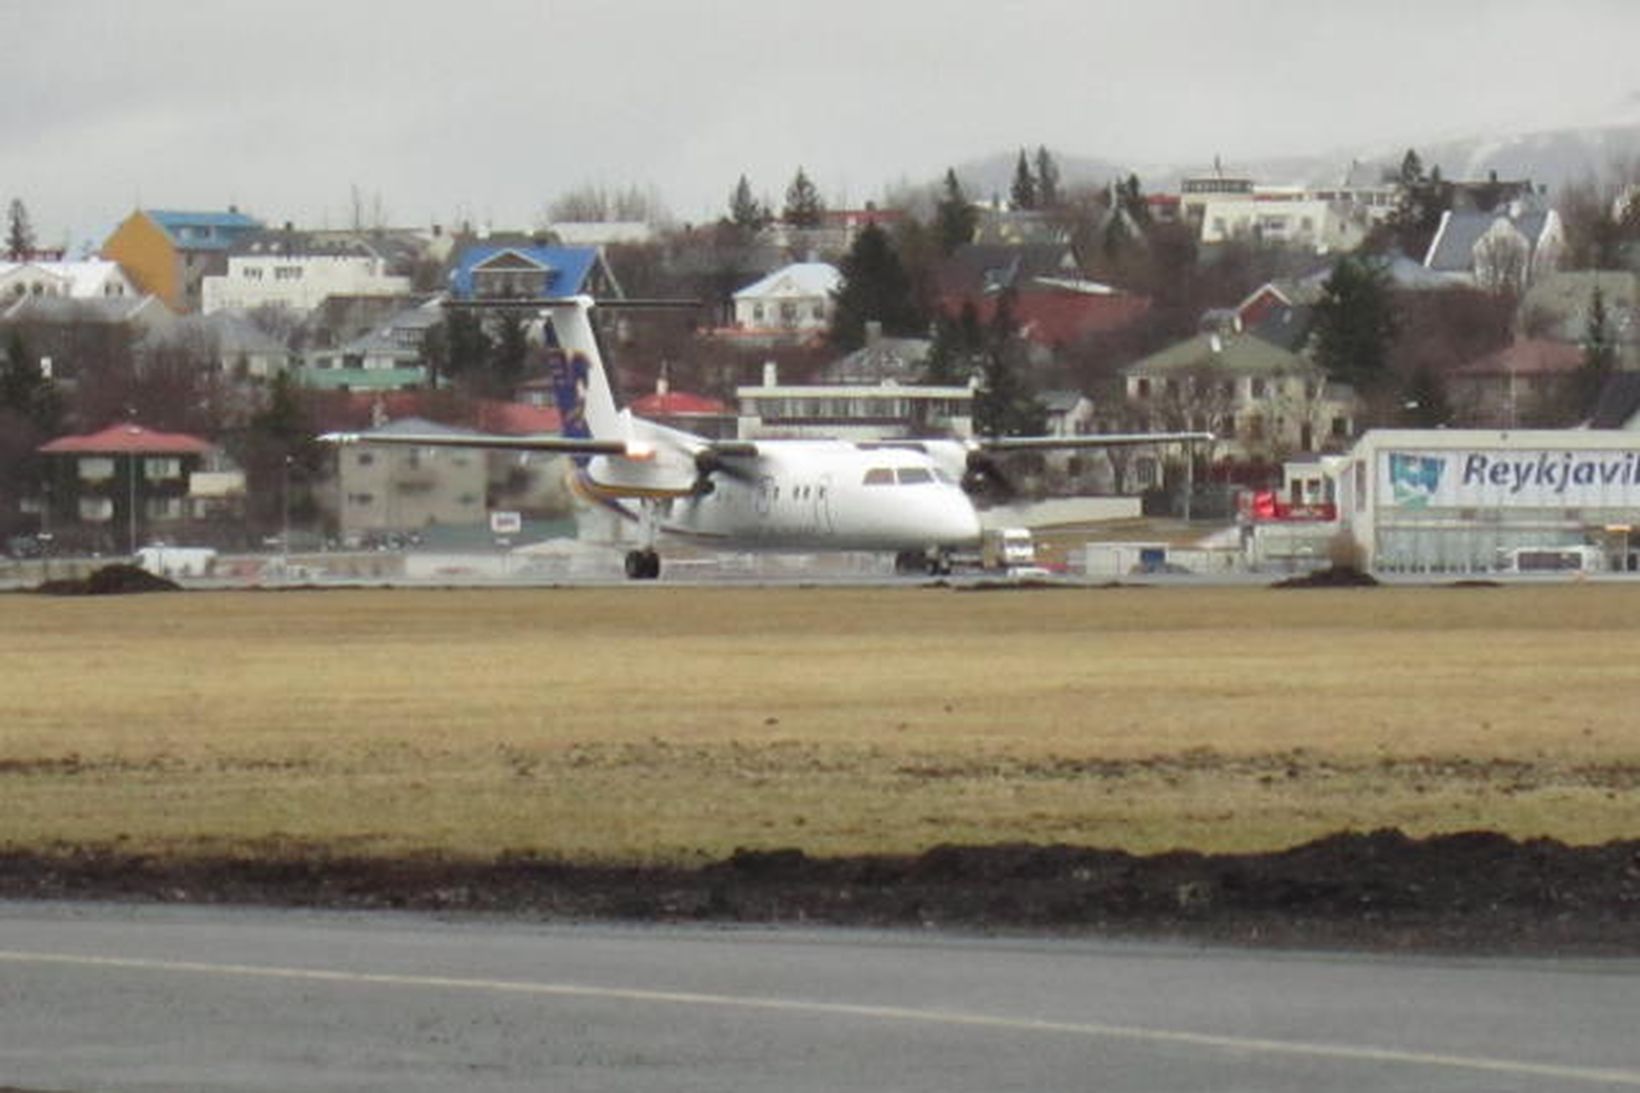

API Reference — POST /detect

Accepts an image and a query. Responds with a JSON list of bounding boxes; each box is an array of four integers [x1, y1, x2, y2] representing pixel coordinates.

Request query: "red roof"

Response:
[[630, 389, 728, 417], [308, 392, 562, 436], [1454, 338, 1584, 377], [39, 423, 213, 455], [945, 287, 1152, 347]]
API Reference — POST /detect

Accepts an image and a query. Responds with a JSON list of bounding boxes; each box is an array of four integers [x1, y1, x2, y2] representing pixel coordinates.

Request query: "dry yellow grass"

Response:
[[2, 584, 1638, 863]]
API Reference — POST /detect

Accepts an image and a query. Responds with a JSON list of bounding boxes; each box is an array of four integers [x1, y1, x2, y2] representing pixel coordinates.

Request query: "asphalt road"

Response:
[[1, 902, 1638, 1092]]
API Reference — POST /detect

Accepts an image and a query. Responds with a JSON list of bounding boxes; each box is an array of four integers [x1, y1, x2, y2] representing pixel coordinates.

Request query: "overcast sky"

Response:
[[7, 0, 1640, 249]]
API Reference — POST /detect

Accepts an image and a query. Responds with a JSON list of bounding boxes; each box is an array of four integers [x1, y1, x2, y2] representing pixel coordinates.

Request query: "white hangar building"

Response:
[[1335, 429, 1640, 575]]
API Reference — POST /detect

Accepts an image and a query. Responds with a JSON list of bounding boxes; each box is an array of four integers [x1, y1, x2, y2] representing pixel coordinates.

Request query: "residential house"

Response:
[[1122, 331, 1356, 466], [101, 208, 264, 312], [728, 262, 840, 343], [310, 394, 568, 524], [300, 301, 443, 392], [143, 311, 292, 381], [1520, 270, 1640, 364], [0, 295, 175, 387], [446, 241, 623, 302], [32, 423, 233, 554], [629, 378, 735, 438], [1447, 338, 1586, 427], [1197, 194, 1373, 253], [937, 242, 1080, 302], [201, 230, 414, 315], [737, 346, 972, 442], [937, 242, 1149, 354], [1423, 197, 1565, 292], [331, 417, 490, 536], [0, 259, 137, 302]]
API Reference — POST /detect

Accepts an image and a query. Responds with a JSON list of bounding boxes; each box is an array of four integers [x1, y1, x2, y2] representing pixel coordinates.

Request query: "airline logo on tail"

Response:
[[548, 349, 594, 464], [1388, 452, 1445, 508]]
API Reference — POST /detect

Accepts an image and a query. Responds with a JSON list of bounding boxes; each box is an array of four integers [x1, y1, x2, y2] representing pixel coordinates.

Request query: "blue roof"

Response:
[[147, 209, 264, 251], [447, 244, 602, 299]]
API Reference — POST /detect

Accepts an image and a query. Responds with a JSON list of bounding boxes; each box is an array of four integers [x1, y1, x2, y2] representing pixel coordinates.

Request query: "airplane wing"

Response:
[[971, 431, 1215, 451], [319, 431, 631, 456]]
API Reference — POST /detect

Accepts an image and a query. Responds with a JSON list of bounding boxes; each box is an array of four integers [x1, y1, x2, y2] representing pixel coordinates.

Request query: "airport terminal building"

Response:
[[1335, 429, 1640, 575]]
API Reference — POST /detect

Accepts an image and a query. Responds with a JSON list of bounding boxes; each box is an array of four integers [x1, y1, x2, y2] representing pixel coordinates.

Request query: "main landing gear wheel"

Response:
[[624, 548, 661, 580]]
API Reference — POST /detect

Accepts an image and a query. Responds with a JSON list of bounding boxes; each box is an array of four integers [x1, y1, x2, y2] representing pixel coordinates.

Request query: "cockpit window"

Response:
[[863, 467, 894, 486], [896, 467, 934, 485]]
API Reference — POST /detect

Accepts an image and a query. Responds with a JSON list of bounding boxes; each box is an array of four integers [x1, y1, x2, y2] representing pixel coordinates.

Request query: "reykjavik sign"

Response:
[[1384, 449, 1640, 509]]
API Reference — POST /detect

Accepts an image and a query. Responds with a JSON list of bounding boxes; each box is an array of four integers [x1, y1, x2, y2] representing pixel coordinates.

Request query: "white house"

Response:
[[0, 259, 136, 301], [1423, 200, 1565, 293], [1197, 196, 1372, 253], [202, 236, 412, 315], [731, 262, 840, 338]]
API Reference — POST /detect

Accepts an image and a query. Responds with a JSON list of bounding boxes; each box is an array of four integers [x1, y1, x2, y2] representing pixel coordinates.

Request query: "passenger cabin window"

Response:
[[863, 467, 894, 486], [896, 467, 934, 485]]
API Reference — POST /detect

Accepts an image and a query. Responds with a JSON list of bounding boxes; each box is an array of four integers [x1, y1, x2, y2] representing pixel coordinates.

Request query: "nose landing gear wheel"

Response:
[[624, 548, 661, 580]]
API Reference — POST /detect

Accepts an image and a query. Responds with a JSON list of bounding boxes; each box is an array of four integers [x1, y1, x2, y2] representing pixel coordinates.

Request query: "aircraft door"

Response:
[[815, 473, 834, 533], [755, 475, 775, 517]]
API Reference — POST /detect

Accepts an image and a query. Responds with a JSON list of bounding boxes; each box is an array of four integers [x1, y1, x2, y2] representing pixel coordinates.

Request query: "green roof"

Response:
[[296, 366, 428, 392], [1125, 332, 1314, 377]]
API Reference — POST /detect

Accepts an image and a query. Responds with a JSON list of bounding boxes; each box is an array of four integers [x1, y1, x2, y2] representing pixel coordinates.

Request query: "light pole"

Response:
[[281, 454, 292, 568], [128, 451, 139, 556]]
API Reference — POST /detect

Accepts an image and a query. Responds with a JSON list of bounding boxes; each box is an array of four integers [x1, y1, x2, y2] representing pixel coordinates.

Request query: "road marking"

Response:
[[3, 948, 1638, 1086]]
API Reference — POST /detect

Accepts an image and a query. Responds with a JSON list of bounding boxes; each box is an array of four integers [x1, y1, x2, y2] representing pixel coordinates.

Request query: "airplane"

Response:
[[321, 295, 1212, 579]]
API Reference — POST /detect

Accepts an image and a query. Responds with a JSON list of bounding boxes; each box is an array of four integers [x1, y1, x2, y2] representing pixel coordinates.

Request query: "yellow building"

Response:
[[101, 208, 262, 312]]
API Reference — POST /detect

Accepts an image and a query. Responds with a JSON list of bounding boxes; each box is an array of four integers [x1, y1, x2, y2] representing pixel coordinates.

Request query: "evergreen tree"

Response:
[[728, 174, 767, 230], [972, 291, 1046, 437], [781, 167, 825, 228], [934, 168, 978, 254], [1010, 149, 1037, 211], [6, 199, 34, 261], [1399, 365, 1451, 427], [1033, 146, 1060, 208], [1572, 285, 1618, 419], [441, 309, 493, 384], [491, 310, 530, 394], [923, 301, 985, 385], [1312, 254, 1398, 393], [829, 223, 923, 351], [234, 372, 324, 536], [0, 329, 59, 431]]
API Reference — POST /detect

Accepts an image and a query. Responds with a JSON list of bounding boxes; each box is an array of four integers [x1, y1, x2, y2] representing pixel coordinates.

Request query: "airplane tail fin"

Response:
[[542, 296, 621, 443]]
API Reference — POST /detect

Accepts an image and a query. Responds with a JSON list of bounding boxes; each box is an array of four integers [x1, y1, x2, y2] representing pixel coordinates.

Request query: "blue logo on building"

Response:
[[1388, 453, 1445, 508]]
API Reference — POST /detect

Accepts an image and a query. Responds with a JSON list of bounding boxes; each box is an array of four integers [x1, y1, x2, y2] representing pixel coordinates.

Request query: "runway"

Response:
[[2, 902, 1637, 1091]]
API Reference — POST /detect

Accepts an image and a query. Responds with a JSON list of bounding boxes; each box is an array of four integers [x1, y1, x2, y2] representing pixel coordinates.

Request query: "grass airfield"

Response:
[[3, 583, 1638, 865]]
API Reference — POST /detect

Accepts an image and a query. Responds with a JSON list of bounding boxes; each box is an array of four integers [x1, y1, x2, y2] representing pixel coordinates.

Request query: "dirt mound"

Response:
[[2, 829, 1636, 953], [1270, 566, 1379, 589], [36, 564, 182, 596]]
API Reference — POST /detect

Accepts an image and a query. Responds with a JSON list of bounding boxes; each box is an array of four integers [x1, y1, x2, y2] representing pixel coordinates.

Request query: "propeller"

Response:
[[691, 447, 756, 496], [961, 449, 1016, 500]]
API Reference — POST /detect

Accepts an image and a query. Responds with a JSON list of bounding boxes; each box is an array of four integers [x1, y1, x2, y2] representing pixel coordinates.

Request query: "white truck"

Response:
[[135, 545, 217, 578]]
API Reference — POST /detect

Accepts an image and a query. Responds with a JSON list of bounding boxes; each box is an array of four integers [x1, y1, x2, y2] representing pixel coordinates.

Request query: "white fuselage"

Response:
[[579, 436, 982, 552]]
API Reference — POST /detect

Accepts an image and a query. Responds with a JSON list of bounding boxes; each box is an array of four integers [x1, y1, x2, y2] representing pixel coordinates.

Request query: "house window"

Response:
[[146, 497, 184, 521], [1135, 378, 1151, 399], [753, 304, 765, 322], [1250, 378, 1267, 398], [79, 497, 115, 522], [78, 457, 115, 482], [144, 457, 182, 481], [1135, 457, 1159, 488], [356, 452, 375, 466], [1331, 416, 1349, 438]]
